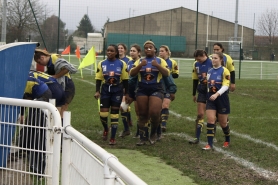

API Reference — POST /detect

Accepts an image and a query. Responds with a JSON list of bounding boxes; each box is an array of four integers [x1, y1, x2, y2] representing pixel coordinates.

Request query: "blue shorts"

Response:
[[47, 83, 66, 107], [136, 82, 164, 100], [164, 92, 171, 99], [65, 77, 75, 104], [100, 84, 123, 108], [36, 89, 52, 102], [206, 92, 230, 114], [197, 92, 207, 103]]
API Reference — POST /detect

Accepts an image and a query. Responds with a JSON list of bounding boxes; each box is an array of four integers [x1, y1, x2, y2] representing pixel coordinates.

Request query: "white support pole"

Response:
[[241, 24, 244, 47], [206, 14, 209, 47], [45, 99, 55, 185], [49, 99, 62, 185], [61, 111, 72, 185]]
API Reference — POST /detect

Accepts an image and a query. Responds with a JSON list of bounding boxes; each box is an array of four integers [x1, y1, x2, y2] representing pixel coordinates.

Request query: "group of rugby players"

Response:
[[94, 41, 235, 150]]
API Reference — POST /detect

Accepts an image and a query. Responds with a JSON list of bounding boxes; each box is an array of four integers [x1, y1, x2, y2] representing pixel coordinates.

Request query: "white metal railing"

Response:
[[62, 111, 147, 185], [0, 97, 62, 185], [0, 97, 147, 185]]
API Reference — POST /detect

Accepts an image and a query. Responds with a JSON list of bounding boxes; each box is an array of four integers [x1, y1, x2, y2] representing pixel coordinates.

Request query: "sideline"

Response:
[[166, 132, 278, 181], [169, 110, 278, 151]]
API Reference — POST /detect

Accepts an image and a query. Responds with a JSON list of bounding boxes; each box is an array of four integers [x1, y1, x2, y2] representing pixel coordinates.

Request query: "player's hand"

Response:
[[151, 59, 159, 67], [209, 93, 219, 101], [125, 94, 131, 104], [229, 84, 235, 92], [94, 91, 100, 100], [170, 94, 175, 101], [193, 96, 197, 103], [140, 59, 147, 67]]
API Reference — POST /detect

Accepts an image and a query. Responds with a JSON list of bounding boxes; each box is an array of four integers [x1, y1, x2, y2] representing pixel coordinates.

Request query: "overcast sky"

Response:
[[46, 0, 277, 33]]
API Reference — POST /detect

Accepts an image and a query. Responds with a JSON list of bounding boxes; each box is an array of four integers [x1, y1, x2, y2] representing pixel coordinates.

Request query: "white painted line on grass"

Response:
[[169, 110, 278, 151], [76, 78, 278, 152], [166, 132, 278, 182], [74, 77, 95, 85], [229, 130, 278, 151]]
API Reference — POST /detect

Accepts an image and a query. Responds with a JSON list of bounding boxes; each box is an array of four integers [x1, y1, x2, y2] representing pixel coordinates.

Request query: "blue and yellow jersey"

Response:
[[127, 59, 136, 73], [47, 54, 71, 78], [207, 66, 230, 94], [95, 58, 128, 85], [120, 56, 132, 64], [209, 53, 235, 72], [223, 53, 235, 72], [24, 76, 49, 99], [132, 57, 169, 84], [165, 58, 179, 76], [29, 71, 57, 84], [192, 57, 213, 84]]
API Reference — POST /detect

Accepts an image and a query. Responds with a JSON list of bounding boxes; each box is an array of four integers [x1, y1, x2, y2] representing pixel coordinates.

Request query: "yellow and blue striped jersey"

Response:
[[24, 76, 49, 99], [192, 57, 213, 84], [120, 56, 132, 64], [207, 66, 230, 93], [95, 58, 128, 85], [165, 58, 179, 76], [29, 71, 57, 84], [132, 57, 169, 84]]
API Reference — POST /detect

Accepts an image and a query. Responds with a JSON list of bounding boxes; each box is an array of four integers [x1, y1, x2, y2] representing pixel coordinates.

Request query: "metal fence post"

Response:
[[62, 111, 72, 185]]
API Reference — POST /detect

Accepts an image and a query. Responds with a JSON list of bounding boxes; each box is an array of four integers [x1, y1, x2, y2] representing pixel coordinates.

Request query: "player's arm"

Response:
[[216, 68, 230, 96], [209, 68, 230, 101], [95, 61, 104, 97], [225, 55, 235, 83], [153, 58, 169, 77], [52, 67, 69, 79], [129, 59, 143, 77], [192, 62, 199, 97], [225, 55, 235, 91], [171, 59, 179, 78], [121, 62, 129, 96]]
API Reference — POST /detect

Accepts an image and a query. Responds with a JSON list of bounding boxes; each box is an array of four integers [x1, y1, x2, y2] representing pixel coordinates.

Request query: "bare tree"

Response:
[[38, 15, 67, 52], [5, 0, 46, 43], [257, 9, 278, 45]]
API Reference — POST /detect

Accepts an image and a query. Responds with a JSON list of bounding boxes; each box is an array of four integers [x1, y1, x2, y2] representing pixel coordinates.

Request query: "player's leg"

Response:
[[202, 99, 216, 150], [99, 97, 110, 141], [119, 96, 130, 137], [161, 96, 171, 132], [216, 94, 231, 148], [109, 106, 120, 145], [149, 92, 164, 143], [61, 78, 75, 124], [133, 101, 140, 138], [189, 92, 206, 144], [135, 95, 149, 145], [109, 90, 124, 145], [127, 106, 133, 127]]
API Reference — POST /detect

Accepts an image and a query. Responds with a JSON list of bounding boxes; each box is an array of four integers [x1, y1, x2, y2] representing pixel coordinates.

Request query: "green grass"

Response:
[[67, 71, 278, 185]]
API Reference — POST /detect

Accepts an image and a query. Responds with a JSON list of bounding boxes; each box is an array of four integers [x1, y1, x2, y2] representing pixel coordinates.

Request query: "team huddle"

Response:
[[94, 41, 235, 150]]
